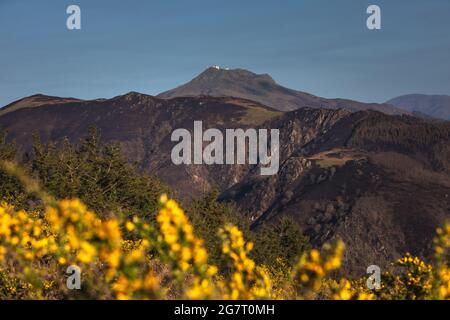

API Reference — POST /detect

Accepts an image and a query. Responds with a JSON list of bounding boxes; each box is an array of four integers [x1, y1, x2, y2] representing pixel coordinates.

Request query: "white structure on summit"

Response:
[[211, 65, 230, 70]]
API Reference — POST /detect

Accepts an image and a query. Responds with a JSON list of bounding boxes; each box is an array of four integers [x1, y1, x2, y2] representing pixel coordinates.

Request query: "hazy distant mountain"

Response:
[[387, 94, 450, 120], [158, 66, 408, 115], [1, 91, 449, 275]]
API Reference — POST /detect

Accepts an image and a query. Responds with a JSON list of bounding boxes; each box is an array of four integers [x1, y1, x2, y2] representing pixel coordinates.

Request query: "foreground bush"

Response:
[[0, 152, 449, 300], [0, 181, 449, 299]]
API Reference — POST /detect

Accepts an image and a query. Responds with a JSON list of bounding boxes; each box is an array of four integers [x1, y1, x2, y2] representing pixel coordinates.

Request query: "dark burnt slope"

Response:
[[0, 92, 282, 198], [220, 111, 450, 276]]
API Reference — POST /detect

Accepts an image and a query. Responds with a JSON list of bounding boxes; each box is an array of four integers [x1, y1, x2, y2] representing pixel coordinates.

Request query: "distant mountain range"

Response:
[[386, 94, 450, 121], [158, 67, 407, 115], [0, 91, 449, 276], [3, 68, 450, 121], [1, 68, 449, 276]]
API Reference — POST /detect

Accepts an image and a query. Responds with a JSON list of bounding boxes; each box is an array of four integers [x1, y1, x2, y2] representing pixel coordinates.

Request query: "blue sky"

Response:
[[1, 0, 449, 106]]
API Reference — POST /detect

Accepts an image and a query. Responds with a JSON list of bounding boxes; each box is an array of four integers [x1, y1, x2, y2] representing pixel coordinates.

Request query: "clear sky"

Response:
[[1, 0, 449, 106]]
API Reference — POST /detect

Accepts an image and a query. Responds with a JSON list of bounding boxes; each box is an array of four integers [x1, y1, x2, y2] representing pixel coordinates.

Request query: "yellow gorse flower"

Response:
[[156, 194, 216, 298], [218, 224, 273, 299], [433, 223, 450, 299], [293, 240, 345, 297], [0, 194, 449, 300]]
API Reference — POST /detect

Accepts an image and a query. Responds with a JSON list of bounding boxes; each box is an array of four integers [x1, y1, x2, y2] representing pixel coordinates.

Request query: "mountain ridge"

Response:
[[0, 94, 83, 117], [387, 94, 450, 120], [0, 92, 449, 277], [1, 67, 411, 117], [158, 67, 409, 115]]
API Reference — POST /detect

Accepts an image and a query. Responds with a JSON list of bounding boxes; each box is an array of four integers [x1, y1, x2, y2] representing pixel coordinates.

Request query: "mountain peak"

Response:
[[195, 66, 276, 83], [157, 67, 408, 115], [109, 91, 157, 104], [157, 67, 284, 105], [207, 65, 230, 71]]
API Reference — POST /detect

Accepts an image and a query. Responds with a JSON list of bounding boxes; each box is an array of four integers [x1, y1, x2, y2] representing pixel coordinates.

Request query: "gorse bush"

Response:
[[186, 192, 310, 271], [0, 163, 449, 300]]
